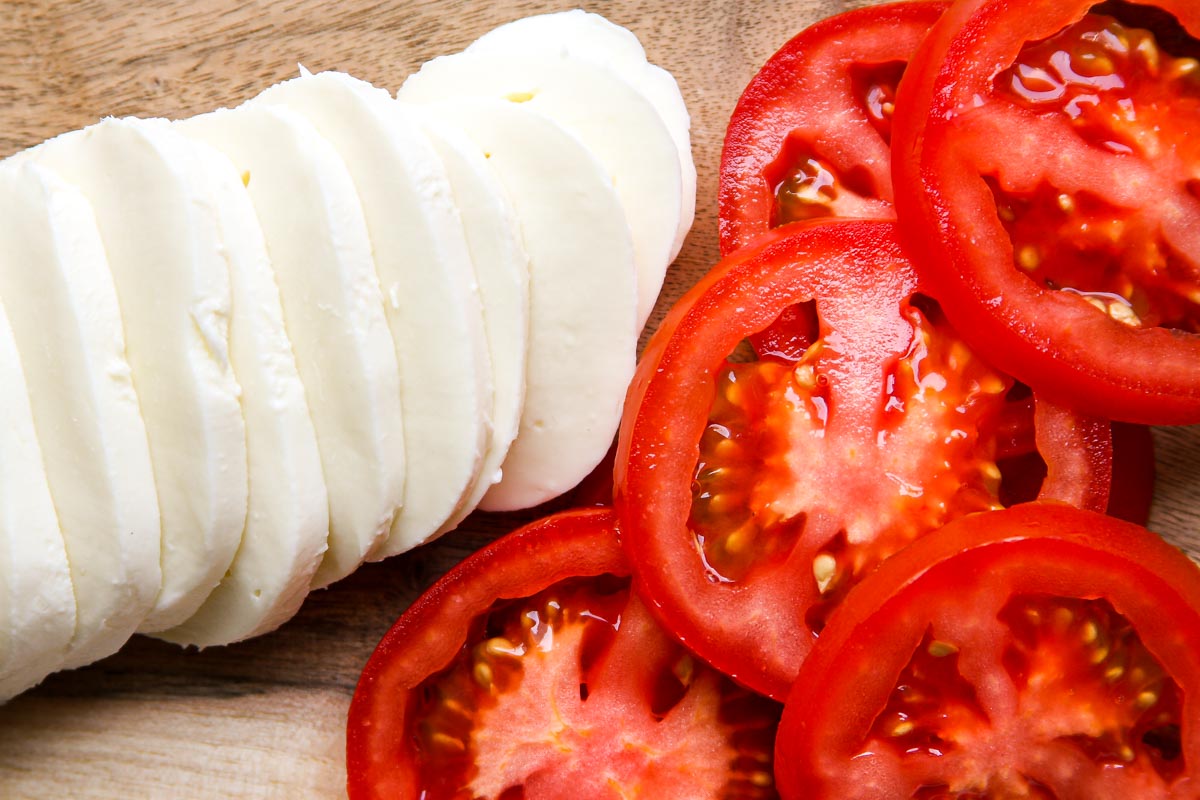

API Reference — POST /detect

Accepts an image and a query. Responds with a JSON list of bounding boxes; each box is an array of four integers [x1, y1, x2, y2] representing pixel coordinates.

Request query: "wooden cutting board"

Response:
[[0, 1, 1196, 797]]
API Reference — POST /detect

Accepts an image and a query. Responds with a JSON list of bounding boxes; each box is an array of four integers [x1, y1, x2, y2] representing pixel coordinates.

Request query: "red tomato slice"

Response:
[[775, 503, 1200, 799], [717, 0, 947, 255], [346, 508, 781, 800], [892, 0, 1200, 424], [615, 220, 1114, 701]]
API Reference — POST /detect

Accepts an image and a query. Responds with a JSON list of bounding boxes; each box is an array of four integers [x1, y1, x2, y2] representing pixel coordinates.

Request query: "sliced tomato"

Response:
[[775, 503, 1200, 799], [717, 0, 946, 255], [892, 0, 1200, 424], [615, 220, 1114, 701], [346, 508, 781, 800]]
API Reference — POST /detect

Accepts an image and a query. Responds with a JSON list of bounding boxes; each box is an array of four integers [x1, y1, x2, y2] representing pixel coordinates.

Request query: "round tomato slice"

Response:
[[892, 0, 1200, 424], [346, 508, 781, 800], [615, 220, 1114, 701], [717, 1, 946, 255], [775, 503, 1200, 799]]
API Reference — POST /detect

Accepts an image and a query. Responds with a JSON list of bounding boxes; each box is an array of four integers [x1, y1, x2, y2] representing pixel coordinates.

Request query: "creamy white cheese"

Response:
[[422, 99, 637, 511], [13, 117, 249, 634], [157, 138, 330, 647], [399, 51, 681, 332], [413, 109, 531, 533], [0, 161, 160, 669], [252, 71, 493, 556], [178, 105, 405, 588], [0, 296, 76, 701], [466, 9, 696, 263]]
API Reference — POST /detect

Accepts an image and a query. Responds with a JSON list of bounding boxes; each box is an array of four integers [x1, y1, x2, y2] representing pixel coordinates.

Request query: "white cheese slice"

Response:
[[252, 71, 492, 556], [412, 110, 531, 533], [14, 118, 248, 633], [399, 51, 681, 332], [178, 105, 405, 588], [466, 9, 696, 262], [0, 297, 76, 700], [422, 99, 637, 511], [0, 161, 160, 670], [157, 139, 330, 647]]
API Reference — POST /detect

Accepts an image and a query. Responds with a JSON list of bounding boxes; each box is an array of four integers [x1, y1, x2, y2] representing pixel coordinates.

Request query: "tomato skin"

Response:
[[347, 509, 628, 800], [615, 220, 1113, 702], [718, 1, 947, 255], [891, 0, 1200, 424], [775, 503, 1200, 800]]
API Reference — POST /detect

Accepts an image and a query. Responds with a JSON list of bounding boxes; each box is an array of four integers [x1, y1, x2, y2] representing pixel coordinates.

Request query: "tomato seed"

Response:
[[926, 640, 959, 658]]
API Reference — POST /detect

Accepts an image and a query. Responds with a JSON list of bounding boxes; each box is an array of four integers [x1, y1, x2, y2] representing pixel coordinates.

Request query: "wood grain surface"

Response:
[[0, 1, 1196, 797]]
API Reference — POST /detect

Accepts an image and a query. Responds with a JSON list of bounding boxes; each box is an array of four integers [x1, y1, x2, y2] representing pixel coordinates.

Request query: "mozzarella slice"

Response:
[[0, 296, 76, 700], [466, 9, 696, 262], [14, 118, 248, 633], [157, 139, 329, 647], [422, 99, 637, 511], [0, 161, 160, 669], [178, 105, 405, 588], [412, 110, 531, 533], [399, 51, 681, 332], [252, 71, 492, 556]]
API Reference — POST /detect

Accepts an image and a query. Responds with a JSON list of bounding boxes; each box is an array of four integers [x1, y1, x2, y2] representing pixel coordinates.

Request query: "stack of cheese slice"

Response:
[[0, 9, 693, 700]]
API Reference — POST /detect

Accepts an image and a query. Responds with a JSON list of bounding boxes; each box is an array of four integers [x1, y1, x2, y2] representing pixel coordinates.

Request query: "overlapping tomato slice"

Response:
[[775, 503, 1200, 799], [615, 220, 1116, 701], [892, 0, 1200, 423], [718, 1, 946, 255], [347, 508, 781, 800]]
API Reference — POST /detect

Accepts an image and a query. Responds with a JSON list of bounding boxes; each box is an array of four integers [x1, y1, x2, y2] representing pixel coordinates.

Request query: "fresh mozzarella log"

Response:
[[466, 9, 696, 262], [412, 110, 531, 533], [399, 51, 681, 332], [252, 72, 492, 556], [422, 99, 637, 511], [13, 118, 248, 633], [0, 162, 160, 669], [157, 140, 329, 647], [0, 297, 76, 700], [178, 105, 405, 588]]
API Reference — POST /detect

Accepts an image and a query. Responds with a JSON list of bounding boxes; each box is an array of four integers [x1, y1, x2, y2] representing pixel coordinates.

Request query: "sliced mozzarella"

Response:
[[252, 71, 492, 556], [14, 118, 248, 633], [0, 161, 160, 669], [466, 9, 696, 261], [178, 105, 404, 588], [399, 51, 681, 331], [0, 297, 76, 700], [157, 139, 329, 647], [422, 99, 637, 511], [412, 109, 531, 533]]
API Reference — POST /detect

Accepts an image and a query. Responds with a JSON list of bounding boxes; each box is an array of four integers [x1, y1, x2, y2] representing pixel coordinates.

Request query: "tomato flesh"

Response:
[[411, 577, 777, 799], [869, 594, 1183, 794], [718, 1, 947, 254], [616, 221, 1114, 701], [347, 509, 781, 800], [775, 504, 1200, 799], [694, 299, 1010, 622], [990, 12, 1200, 332], [767, 61, 907, 227]]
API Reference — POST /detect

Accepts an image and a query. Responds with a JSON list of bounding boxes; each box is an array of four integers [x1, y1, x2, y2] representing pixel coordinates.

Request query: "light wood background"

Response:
[[0, 1, 1196, 797]]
